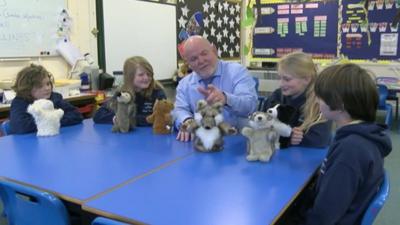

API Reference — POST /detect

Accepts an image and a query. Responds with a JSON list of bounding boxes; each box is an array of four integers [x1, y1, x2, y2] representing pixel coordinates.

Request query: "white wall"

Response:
[[2, 0, 398, 84], [0, 0, 98, 81]]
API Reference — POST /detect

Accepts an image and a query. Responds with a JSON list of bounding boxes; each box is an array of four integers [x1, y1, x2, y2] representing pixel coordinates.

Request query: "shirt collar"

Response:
[[191, 60, 222, 85]]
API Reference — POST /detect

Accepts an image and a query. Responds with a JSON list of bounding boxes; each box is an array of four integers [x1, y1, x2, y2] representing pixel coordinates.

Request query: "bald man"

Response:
[[173, 36, 258, 142]]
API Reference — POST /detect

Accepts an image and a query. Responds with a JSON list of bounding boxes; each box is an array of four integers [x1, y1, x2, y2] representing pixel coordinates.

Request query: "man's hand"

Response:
[[290, 127, 304, 145], [176, 118, 194, 142], [197, 84, 226, 105], [176, 130, 193, 142]]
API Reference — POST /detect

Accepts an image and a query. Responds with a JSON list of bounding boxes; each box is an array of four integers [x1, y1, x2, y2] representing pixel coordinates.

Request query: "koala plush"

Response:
[[241, 104, 292, 162], [109, 90, 137, 133], [146, 99, 174, 134], [182, 99, 237, 152], [27, 99, 64, 137]]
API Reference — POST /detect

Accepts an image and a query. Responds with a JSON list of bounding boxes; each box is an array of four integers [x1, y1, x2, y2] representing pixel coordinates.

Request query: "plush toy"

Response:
[[172, 62, 192, 83], [109, 90, 136, 133], [27, 99, 64, 137], [182, 99, 237, 152], [270, 103, 298, 149], [146, 99, 174, 134], [241, 104, 292, 162]]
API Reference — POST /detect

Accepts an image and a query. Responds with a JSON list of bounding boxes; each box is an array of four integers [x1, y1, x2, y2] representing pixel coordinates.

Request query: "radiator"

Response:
[[249, 70, 280, 93]]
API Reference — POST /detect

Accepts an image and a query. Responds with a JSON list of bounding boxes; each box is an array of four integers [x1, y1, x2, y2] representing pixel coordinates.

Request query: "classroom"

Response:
[[0, 0, 399, 224]]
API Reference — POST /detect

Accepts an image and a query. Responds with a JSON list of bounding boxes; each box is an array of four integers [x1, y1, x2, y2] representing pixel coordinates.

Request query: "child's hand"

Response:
[[290, 127, 303, 145]]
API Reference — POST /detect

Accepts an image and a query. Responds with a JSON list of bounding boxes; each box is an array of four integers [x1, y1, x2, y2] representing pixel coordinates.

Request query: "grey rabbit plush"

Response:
[[109, 90, 137, 133]]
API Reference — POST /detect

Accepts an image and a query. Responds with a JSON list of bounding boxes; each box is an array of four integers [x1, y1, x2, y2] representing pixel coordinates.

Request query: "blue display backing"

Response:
[[252, 1, 339, 58], [340, 0, 400, 60]]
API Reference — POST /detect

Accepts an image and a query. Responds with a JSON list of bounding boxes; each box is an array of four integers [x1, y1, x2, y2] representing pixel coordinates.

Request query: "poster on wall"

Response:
[[340, 0, 400, 60], [252, 0, 339, 59], [176, 0, 241, 59], [380, 33, 398, 56]]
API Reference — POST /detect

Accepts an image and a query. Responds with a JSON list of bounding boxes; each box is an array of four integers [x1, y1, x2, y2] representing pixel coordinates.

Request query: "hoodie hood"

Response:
[[335, 122, 392, 157]]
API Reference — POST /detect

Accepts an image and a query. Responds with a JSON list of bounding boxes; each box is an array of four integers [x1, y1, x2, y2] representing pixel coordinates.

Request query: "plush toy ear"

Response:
[[267, 104, 279, 118], [27, 104, 36, 115], [153, 99, 159, 109], [113, 91, 122, 98], [212, 101, 224, 112], [197, 99, 207, 111]]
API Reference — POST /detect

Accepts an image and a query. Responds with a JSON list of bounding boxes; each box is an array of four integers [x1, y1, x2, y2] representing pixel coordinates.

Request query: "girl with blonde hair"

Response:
[[94, 56, 166, 126], [262, 52, 331, 148]]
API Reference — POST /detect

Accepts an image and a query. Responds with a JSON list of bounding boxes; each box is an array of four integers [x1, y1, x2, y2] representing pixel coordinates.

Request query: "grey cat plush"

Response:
[[181, 99, 236, 152], [109, 90, 136, 133]]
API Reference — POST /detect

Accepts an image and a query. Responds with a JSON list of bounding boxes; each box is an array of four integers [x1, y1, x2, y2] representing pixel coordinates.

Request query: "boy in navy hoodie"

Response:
[[298, 63, 392, 225]]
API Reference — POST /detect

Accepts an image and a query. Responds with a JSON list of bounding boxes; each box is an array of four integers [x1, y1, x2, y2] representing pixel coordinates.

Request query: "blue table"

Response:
[[83, 135, 327, 225], [0, 120, 193, 204]]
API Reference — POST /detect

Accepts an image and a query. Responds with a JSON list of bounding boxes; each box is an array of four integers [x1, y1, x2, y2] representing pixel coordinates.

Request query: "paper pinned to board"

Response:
[[2, 90, 16, 104], [56, 40, 83, 66]]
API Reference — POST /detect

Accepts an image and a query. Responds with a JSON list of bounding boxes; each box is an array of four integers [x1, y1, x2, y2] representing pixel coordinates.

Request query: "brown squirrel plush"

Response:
[[109, 90, 137, 133], [146, 99, 174, 134]]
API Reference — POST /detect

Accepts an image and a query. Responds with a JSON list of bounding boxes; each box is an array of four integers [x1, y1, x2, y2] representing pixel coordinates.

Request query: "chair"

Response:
[[377, 84, 393, 128], [0, 120, 10, 136], [376, 77, 399, 120], [361, 170, 390, 225], [252, 76, 266, 110], [92, 217, 131, 225], [0, 179, 70, 225]]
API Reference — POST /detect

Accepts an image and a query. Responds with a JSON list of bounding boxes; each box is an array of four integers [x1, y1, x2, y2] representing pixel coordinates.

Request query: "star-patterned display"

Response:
[[177, 0, 241, 59]]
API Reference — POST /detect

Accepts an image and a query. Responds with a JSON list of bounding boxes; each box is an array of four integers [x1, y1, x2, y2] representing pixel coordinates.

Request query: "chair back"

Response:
[[0, 179, 70, 225], [92, 217, 131, 225], [0, 120, 10, 136], [252, 76, 266, 110], [252, 76, 260, 92], [361, 170, 390, 225], [377, 84, 389, 108]]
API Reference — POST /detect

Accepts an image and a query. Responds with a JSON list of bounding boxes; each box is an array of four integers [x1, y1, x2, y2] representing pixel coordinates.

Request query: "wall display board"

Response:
[[341, 0, 400, 60], [176, 0, 241, 59], [250, 0, 400, 61], [252, 0, 339, 59], [0, 0, 66, 58]]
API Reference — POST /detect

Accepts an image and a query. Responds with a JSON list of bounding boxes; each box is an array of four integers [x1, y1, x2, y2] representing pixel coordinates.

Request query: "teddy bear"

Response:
[[181, 99, 237, 152], [241, 104, 292, 162], [172, 62, 192, 84], [27, 99, 64, 137], [146, 99, 174, 134], [108, 90, 136, 133]]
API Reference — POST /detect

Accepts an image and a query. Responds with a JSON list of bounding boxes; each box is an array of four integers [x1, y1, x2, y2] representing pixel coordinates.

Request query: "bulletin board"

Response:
[[252, 0, 339, 59], [250, 0, 400, 60], [340, 0, 400, 60], [0, 0, 66, 58], [176, 0, 241, 59]]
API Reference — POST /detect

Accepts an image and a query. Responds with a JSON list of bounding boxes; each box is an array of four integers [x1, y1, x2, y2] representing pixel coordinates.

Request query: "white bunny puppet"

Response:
[[27, 99, 64, 136]]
